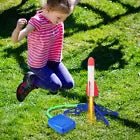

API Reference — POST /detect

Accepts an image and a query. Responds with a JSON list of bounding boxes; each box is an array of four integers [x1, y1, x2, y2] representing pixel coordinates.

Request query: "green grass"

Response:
[[0, 0, 140, 139]]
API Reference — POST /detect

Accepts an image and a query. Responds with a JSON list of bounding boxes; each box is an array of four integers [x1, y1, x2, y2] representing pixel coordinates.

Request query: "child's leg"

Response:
[[54, 62, 74, 89], [30, 65, 62, 92]]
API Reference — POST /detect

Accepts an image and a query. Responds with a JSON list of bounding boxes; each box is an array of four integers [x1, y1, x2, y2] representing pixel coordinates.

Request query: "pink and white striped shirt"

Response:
[[27, 12, 64, 68]]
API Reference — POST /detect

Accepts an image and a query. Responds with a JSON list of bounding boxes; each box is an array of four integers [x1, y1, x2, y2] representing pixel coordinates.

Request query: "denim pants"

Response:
[[30, 61, 74, 92]]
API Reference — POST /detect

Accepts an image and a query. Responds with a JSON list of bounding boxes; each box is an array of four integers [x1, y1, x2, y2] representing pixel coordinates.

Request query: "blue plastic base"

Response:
[[48, 114, 76, 134], [64, 103, 119, 126]]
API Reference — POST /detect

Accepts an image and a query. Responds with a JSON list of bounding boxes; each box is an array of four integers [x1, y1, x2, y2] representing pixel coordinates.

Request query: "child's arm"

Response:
[[11, 18, 34, 43]]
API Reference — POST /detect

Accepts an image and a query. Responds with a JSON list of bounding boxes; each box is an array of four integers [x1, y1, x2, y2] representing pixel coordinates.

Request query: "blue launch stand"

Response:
[[46, 103, 119, 134]]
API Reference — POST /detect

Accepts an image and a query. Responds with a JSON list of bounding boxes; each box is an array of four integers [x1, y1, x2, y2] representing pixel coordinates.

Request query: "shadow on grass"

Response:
[[3, 43, 29, 73], [81, 39, 127, 71], [0, 0, 36, 38], [61, 90, 87, 103], [47, 89, 87, 103], [64, 1, 140, 36], [110, 116, 140, 132]]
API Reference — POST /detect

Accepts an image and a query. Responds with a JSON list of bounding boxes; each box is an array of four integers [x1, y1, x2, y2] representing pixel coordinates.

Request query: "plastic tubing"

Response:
[[46, 104, 78, 119]]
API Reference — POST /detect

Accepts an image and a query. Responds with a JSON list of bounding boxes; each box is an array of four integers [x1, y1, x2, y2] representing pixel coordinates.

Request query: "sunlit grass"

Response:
[[0, 0, 140, 139]]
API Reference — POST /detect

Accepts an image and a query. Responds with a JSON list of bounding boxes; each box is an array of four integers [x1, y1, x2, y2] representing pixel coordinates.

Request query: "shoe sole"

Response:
[[16, 82, 27, 102]]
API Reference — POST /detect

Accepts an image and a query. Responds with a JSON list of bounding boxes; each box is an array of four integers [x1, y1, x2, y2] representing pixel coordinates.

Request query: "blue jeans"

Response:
[[30, 61, 74, 92]]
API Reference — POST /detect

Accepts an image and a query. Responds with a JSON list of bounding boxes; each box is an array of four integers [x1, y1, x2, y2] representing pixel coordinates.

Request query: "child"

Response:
[[11, 0, 80, 102]]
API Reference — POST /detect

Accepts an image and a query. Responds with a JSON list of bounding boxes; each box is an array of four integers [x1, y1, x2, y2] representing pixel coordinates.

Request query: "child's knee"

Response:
[[50, 81, 62, 92], [65, 81, 74, 89]]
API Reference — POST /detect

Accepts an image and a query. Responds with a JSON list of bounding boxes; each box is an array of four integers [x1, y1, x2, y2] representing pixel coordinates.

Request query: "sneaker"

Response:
[[16, 72, 36, 102]]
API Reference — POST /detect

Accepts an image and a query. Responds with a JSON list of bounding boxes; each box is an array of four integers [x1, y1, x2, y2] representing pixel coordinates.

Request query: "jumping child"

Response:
[[11, 0, 80, 102]]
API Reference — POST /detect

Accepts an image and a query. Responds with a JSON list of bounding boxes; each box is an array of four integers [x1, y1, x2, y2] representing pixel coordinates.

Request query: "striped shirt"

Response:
[[27, 12, 64, 68]]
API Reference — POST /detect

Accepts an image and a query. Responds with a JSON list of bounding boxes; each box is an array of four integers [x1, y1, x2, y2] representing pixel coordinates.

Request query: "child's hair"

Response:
[[47, 0, 71, 14], [40, 0, 79, 14]]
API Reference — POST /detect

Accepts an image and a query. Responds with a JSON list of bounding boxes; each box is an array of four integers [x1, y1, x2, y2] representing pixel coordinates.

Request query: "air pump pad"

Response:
[[48, 114, 76, 134]]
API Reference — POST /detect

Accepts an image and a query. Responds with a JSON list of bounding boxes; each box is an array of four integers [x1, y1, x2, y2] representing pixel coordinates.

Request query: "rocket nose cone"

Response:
[[88, 57, 95, 66]]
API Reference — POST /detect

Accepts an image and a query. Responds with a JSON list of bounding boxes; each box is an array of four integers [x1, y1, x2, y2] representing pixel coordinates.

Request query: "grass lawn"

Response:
[[0, 0, 140, 139]]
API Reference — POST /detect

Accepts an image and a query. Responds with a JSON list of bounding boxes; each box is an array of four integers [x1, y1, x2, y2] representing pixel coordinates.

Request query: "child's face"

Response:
[[47, 10, 69, 24]]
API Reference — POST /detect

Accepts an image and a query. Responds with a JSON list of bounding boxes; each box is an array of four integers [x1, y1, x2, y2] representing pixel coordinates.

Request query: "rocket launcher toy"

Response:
[[46, 57, 119, 134], [85, 57, 118, 124]]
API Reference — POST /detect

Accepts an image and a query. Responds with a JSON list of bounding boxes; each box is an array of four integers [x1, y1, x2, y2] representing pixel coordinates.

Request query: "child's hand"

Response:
[[16, 18, 27, 31]]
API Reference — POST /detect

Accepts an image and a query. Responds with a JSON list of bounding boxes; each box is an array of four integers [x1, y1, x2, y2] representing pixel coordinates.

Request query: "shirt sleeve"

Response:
[[28, 15, 41, 31]]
